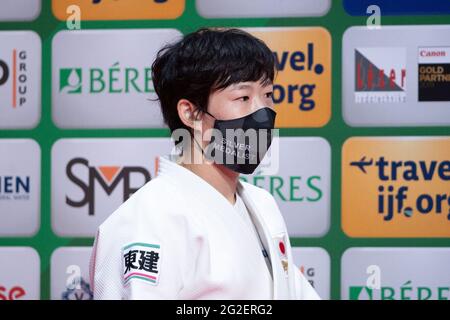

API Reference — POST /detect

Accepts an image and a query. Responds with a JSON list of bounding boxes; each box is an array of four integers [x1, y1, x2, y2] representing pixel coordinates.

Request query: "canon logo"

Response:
[[420, 50, 447, 57]]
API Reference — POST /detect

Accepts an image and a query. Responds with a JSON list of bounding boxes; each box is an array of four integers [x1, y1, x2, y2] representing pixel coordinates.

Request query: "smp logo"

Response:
[[0, 286, 26, 300], [247, 28, 331, 128], [51, 139, 172, 236], [66, 157, 151, 216], [0, 50, 29, 108]]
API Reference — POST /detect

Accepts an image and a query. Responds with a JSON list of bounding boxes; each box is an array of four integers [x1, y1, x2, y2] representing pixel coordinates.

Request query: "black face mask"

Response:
[[193, 107, 276, 174]]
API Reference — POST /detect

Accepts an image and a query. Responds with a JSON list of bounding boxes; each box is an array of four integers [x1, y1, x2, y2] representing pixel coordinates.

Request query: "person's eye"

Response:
[[265, 92, 274, 99], [236, 96, 250, 102]]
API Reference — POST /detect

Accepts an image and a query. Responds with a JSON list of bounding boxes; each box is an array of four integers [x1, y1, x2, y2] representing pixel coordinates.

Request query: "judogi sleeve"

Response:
[[89, 200, 208, 300], [89, 227, 125, 299]]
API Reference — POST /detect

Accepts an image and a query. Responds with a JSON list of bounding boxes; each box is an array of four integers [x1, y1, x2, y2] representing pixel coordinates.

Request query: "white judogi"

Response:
[[89, 155, 320, 300], [232, 192, 273, 298], [233, 193, 273, 282]]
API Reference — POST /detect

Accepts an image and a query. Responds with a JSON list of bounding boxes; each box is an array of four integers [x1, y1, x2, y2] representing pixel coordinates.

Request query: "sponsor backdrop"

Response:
[[0, 0, 449, 300]]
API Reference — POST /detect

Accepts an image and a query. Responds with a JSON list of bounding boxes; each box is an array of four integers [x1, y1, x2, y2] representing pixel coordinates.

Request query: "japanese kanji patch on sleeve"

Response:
[[122, 242, 162, 286]]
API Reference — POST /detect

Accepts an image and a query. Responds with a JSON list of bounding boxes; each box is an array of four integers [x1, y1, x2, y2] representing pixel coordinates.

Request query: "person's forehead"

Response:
[[227, 81, 273, 91]]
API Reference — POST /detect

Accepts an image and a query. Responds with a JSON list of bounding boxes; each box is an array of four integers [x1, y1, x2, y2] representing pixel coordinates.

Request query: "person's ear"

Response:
[[177, 99, 198, 130]]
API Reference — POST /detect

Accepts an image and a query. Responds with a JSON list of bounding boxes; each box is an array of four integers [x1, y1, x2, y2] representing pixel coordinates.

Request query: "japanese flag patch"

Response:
[[273, 233, 289, 276], [122, 242, 162, 286]]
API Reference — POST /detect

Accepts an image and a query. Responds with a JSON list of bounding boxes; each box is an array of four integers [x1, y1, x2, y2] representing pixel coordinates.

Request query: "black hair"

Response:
[[151, 27, 275, 133]]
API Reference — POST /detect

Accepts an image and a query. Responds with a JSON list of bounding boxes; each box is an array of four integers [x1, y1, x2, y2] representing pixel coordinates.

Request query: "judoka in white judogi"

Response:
[[89, 155, 321, 300]]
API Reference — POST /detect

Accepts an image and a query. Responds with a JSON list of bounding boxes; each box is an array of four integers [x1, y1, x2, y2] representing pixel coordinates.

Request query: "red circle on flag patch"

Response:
[[279, 241, 285, 254]]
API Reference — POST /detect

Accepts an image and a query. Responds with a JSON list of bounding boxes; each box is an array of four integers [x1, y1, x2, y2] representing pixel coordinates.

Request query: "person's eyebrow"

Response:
[[260, 79, 273, 87]]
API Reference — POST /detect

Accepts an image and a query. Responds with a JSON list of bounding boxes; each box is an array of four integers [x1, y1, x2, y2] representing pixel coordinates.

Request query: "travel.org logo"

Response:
[[273, 42, 324, 112], [342, 137, 450, 238], [247, 28, 331, 127], [349, 156, 450, 222]]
